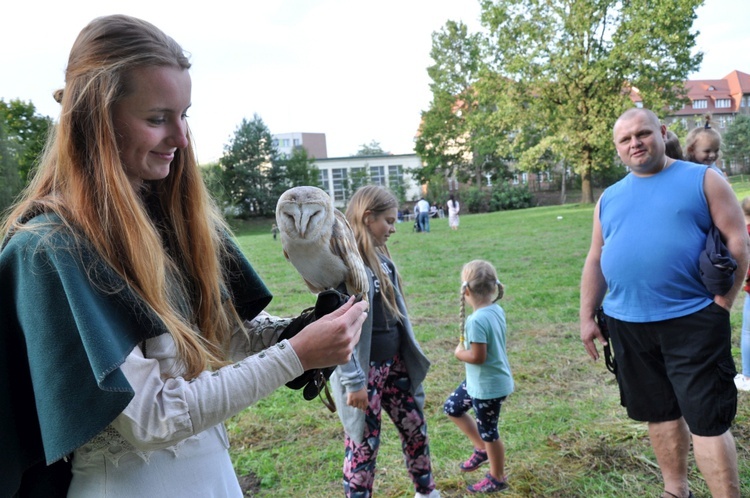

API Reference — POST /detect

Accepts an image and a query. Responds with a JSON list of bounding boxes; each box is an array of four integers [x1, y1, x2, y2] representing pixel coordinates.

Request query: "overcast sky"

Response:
[[1, 0, 747, 162]]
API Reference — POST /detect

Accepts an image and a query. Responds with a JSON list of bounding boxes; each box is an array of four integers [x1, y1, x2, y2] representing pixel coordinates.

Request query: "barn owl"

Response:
[[276, 186, 369, 300]]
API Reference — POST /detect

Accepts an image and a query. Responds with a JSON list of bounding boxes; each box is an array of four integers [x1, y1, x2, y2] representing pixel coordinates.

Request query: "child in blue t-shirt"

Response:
[[444, 260, 514, 494]]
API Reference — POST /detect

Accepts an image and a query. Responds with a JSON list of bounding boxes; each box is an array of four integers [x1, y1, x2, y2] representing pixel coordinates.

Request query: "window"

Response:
[[319, 169, 330, 192], [718, 116, 727, 128], [742, 95, 750, 107], [293, 138, 301, 146], [370, 165, 385, 186], [515, 172, 528, 185], [332, 168, 348, 202], [715, 99, 731, 108], [692, 99, 707, 109], [388, 165, 403, 190]]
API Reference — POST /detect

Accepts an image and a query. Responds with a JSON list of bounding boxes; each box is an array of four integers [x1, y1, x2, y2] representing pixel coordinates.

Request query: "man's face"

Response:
[[613, 111, 667, 176]]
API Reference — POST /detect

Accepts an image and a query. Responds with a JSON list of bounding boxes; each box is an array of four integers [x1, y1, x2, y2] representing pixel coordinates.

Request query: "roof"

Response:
[[673, 70, 750, 116], [631, 70, 750, 116]]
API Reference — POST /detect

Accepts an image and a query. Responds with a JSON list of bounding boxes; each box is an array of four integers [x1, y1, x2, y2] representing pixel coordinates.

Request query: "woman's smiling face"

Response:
[[112, 65, 192, 188]]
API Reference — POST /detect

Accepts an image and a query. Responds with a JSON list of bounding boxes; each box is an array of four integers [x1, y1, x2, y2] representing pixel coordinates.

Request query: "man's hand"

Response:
[[581, 316, 607, 361], [714, 294, 732, 312]]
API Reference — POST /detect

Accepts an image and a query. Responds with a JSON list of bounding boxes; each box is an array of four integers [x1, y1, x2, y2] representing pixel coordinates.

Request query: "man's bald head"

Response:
[[613, 108, 661, 139]]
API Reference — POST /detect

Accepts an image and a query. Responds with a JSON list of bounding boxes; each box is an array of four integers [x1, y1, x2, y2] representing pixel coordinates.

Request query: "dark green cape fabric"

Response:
[[0, 214, 271, 497]]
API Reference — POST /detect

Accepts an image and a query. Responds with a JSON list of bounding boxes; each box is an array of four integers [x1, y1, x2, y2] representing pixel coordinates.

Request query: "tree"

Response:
[[218, 114, 278, 217], [420, 0, 702, 203], [0, 118, 21, 212], [355, 140, 386, 156], [415, 20, 482, 185], [280, 147, 320, 188], [0, 99, 53, 184], [723, 115, 750, 173], [348, 166, 370, 197]]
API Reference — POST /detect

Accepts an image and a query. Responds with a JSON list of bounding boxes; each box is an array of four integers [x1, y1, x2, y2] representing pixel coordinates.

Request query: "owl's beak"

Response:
[[297, 207, 310, 237]]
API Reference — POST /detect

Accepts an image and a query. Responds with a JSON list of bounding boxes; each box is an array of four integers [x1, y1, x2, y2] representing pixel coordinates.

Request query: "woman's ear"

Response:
[[363, 210, 373, 226]]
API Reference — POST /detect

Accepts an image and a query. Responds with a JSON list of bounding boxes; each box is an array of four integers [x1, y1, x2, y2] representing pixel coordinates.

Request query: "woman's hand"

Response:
[[288, 295, 368, 370], [346, 388, 368, 411]]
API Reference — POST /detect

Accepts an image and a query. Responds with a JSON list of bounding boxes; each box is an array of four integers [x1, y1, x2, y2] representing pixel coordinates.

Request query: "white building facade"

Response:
[[313, 154, 423, 208]]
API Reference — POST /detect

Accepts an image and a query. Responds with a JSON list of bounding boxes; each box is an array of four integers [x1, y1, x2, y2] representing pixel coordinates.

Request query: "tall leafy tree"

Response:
[[415, 20, 482, 185], [420, 0, 702, 203], [484, 0, 702, 202], [266, 147, 321, 206], [723, 115, 750, 173], [0, 99, 53, 184], [219, 114, 278, 217], [280, 147, 320, 188], [0, 118, 21, 212]]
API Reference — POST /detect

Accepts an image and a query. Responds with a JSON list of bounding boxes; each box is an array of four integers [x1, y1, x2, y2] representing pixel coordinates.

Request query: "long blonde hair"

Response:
[[345, 185, 403, 319], [2, 15, 240, 379], [460, 260, 504, 340]]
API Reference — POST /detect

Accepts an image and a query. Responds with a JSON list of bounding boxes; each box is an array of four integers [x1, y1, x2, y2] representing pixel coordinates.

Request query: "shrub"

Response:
[[463, 187, 487, 213], [489, 183, 533, 211]]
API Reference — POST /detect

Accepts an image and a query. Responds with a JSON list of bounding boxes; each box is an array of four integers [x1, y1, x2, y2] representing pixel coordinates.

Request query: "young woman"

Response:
[[0, 15, 366, 496], [331, 185, 440, 498]]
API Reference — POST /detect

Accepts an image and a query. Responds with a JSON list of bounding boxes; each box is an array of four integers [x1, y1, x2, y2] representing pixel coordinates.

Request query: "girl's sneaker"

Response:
[[414, 490, 441, 498], [460, 449, 488, 472], [735, 374, 750, 392], [466, 473, 509, 494]]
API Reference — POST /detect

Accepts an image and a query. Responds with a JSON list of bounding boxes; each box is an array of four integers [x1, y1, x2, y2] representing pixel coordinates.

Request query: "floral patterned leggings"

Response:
[[342, 355, 436, 498]]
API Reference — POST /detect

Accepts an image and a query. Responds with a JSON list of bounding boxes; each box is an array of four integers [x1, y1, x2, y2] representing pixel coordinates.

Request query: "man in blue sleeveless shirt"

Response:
[[580, 108, 749, 498]]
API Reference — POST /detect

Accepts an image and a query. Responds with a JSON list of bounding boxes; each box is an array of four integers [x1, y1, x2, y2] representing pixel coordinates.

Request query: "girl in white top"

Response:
[[447, 195, 460, 230]]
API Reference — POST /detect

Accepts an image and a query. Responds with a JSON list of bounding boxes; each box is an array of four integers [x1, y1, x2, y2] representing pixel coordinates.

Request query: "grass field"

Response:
[[226, 189, 750, 497]]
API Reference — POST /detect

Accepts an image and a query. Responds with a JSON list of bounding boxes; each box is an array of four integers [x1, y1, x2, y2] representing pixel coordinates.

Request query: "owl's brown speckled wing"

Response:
[[330, 209, 369, 300]]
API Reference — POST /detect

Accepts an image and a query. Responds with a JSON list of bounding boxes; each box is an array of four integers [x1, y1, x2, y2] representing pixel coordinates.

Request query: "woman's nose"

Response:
[[169, 118, 189, 149]]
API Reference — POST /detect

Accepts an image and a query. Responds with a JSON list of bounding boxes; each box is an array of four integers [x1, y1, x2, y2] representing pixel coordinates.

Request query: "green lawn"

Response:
[[227, 193, 750, 497]]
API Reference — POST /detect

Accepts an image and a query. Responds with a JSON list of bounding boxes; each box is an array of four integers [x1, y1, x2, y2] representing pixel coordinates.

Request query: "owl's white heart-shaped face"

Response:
[[275, 186, 369, 299], [277, 198, 329, 240]]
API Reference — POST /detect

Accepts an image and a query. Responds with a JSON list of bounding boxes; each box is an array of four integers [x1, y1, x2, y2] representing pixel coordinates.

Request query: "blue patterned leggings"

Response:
[[342, 355, 435, 498], [444, 380, 506, 442]]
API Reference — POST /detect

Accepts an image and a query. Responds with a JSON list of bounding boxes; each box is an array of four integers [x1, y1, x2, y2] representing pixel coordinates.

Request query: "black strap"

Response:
[[595, 307, 617, 375]]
